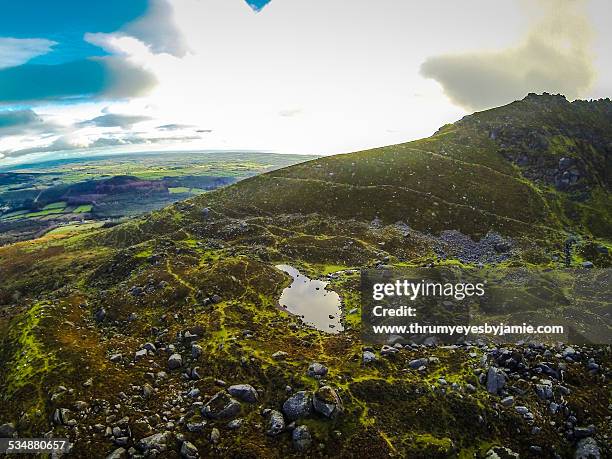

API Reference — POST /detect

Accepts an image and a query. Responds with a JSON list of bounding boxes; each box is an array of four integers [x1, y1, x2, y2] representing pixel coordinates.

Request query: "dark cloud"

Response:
[[420, 1, 595, 111], [0, 109, 61, 136], [0, 109, 41, 128], [0, 57, 156, 104], [79, 113, 152, 128]]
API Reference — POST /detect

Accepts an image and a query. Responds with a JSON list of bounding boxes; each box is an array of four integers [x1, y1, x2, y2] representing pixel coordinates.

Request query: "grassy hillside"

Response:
[[0, 95, 609, 458]]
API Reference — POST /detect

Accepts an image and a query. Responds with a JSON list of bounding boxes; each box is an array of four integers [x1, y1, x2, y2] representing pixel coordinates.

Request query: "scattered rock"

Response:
[[282, 391, 313, 420], [409, 358, 428, 369], [265, 410, 285, 436], [363, 350, 377, 364], [227, 384, 258, 403], [168, 353, 183, 370], [485, 446, 519, 458], [137, 432, 171, 452], [0, 423, 15, 438], [210, 428, 220, 444], [191, 344, 203, 359], [486, 367, 506, 394], [292, 425, 312, 451], [134, 349, 147, 361], [106, 447, 127, 459], [272, 351, 288, 360], [203, 391, 241, 420], [180, 440, 199, 459], [94, 308, 106, 322], [575, 437, 600, 459], [313, 386, 343, 418], [307, 362, 328, 378], [227, 418, 243, 430]]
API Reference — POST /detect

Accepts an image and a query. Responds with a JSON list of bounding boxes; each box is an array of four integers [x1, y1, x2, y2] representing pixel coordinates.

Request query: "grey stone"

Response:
[[168, 353, 183, 370], [292, 425, 312, 451], [138, 432, 170, 452], [501, 396, 514, 407], [282, 391, 313, 420], [535, 384, 553, 400], [227, 384, 258, 403], [95, 308, 106, 322], [485, 446, 519, 458], [134, 349, 147, 361], [202, 391, 241, 420], [186, 422, 206, 433], [266, 410, 285, 436], [180, 441, 199, 459], [313, 386, 343, 418], [106, 447, 127, 459], [191, 344, 203, 359], [409, 358, 428, 369], [227, 418, 243, 429], [363, 350, 377, 364], [210, 428, 220, 444], [0, 423, 15, 438], [575, 437, 600, 459], [486, 367, 506, 394], [307, 362, 328, 378]]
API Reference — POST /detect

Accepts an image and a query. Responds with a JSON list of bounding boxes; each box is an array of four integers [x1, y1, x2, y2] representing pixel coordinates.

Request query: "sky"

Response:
[[0, 0, 611, 166]]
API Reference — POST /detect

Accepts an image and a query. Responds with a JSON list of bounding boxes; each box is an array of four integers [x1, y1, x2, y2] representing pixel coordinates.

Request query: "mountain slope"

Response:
[[0, 95, 610, 458]]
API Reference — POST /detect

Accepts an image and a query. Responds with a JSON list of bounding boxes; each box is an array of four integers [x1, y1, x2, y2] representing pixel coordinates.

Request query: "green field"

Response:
[[45, 222, 103, 235], [168, 187, 190, 194], [42, 201, 66, 210], [26, 208, 65, 218], [73, 204, 93, 213]]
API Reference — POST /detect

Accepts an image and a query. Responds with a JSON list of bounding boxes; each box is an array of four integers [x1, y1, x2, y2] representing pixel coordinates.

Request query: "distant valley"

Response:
[[0, 151, 316, 245]]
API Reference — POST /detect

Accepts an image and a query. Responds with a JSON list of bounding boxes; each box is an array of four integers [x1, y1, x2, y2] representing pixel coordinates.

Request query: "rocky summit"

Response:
[[0, 95, 610, 458]]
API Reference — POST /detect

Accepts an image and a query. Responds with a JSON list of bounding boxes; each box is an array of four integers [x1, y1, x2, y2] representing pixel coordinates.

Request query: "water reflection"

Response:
[[276, 264, 344, 333]]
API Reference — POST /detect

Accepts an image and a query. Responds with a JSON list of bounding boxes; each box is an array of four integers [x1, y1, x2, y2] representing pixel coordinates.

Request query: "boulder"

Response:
[[307, 362, 328, 378], [227, 384, 258, 403], [486, 367, 506, 394], [180, 441, 199, 459], [265, 410, 285, 436], [575, 437, 600, 459], [313, 386, 343, 418], [168, 353, 183, 370], [408, 358, 428, 369], [282, 391, 313, 420], [202, 391, 241, 420], [191, 344, 203, 359], [137, 432, 171, 452], [363, 350, 377, 364]]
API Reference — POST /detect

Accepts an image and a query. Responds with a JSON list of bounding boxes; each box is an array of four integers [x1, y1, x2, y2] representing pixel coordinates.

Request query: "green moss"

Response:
[[3, 301, 61, 414]]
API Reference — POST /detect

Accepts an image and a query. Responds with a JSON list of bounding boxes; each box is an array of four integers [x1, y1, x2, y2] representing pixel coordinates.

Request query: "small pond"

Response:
[[276, 264, 344, 333]]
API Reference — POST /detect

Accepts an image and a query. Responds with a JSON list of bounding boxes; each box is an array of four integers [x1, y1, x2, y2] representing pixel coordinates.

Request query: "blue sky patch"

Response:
[[0, 0, 148, 64], [245, 0, 272, 12]]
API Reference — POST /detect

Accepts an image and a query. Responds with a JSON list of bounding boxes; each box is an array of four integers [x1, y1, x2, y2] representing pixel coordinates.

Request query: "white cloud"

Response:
[[2, 0, 611, 165], [0, 37, 57, 69], [420, 0, 596, 111]]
